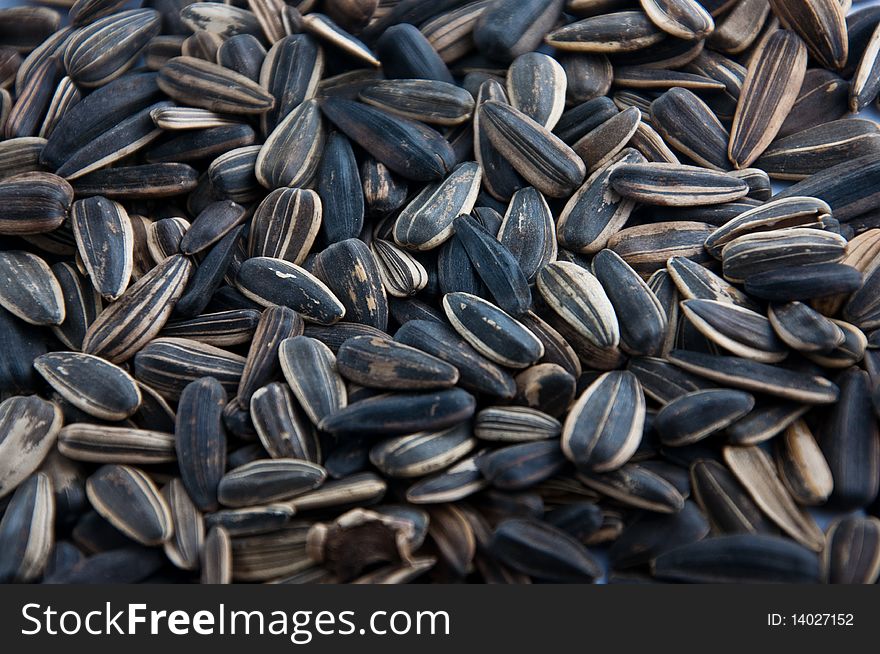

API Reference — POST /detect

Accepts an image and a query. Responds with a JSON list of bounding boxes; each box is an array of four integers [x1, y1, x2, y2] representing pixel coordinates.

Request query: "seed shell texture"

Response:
[[175, 377, 227, 513], [0, 396, 62, 499], [0, 250, 64, 325], [0, 473, 55, 583], [85, 464, 172, 546], [251, 382, 320, 462], [491, 518, 601, 582], [337, 335, 460, 390], [279, 336, 347, 426], [70, 196, 134, 301], [609, 163, 749, 206], [639, 0, 714, 41], [824, 516, 880, 584], [655, 389, 754, 447], [158, 56, 275, 114], [218, 459, 327, 507], [546, 11, 664, 53], [256, 98, 324, 189], [768, 0, 847, 71]]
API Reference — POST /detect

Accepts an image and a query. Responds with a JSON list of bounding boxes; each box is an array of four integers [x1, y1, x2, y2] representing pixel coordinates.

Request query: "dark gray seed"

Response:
[[377, 23, 453, 83], [843, 263, 880, 331], [371, 423, 474, 478], [312, 238, 389, 331], [743, 263, 862, 302], [337, 334, 460, 390], [593, 248, 666, 356], [236, 257, 345, 325], [205, 505, 294, 537], [395, 319, 517, 398], [775, 418, 833, 506], [42, 545, 162, 584], [473, 0, 564, 62], [255, 99, 324, 189], [57, 424, 176, 464], [778, 68, 849, 138], [0, 396, 61, 500], [147, 217, 187, 262], [248, 187, 321, 264], [572, 106, 641, 173], [133, 337, 245, 401], [519, 311, 582, 378], [650, 87, 729, 170], [158, 56, 274, 114], [769, 301, 845, 353], [611, 500, 710, 569], [260, 34, 323, 134], [479, 100, 586, 197], [393, 161, 481, 251], [546, 10, 663, 52], [317, 132, 363, 243], [175, 376, 227, 513], [133, 381, 175, 433], [70, 196, 133, 300], [0, 137, 46, 181], [506, 52, 566, 129], [562, 370, 644, 472], [850, 23, 880, 112], [478, 439, 566, 491], [690, 458, 777, 535], [557, 148, 644, 254], [319, 389, 476, 436], [491, 517, 599, 582], [146, 123, 255, 164], [201, 526, 232, 584], [667, 350, 839, 404], [824, 516, 880, 584], [723, 445, 825, 551], [442, 292, 543, 368], [755, 119, 880, 180], [652, 534, 820, 582], [729, 30, 807, 168], [54, 100, 171, 180], [144, 34, 184, 70], [279, 336, 347, 426], [238, 306, 304, 403], [640, 0, 714, 40], [304, 321, 387, 354], [216, 33, 266, 82], [174, 226, 243, 319], [726, 400, 809, 446], [4, 55, 61, 139], [0, 473, 54, 583], [655, 389, 754, 447], [612, 67, 724, 91], [684, 50, 745, 121], [609, 163, 748, 205], [704, 196, 834, 259], [161, 478, 204, 572], [285, 471, 386, 512], [681, 299, 787, 362], [321, 96, 455, 181], [82, 255, 192, 363], [0, 250, 64, 325], [558, 52, 614, 105], [218, 459, 327, 507], [819, 368, 880, 509], [179, 200, 248, 256], [362, 157, 408, 216], [578, 463, 684, 512], [536, 261, 619, 348], [34, 352, 140, 422], [179, 3, 262, 38], [769, 0, 846, 70], [420, 1, 492, 64], [86, 464, 172, 546], [360, 79, 474, 127], [251, 382, 320, 463], [473, 79, 523, 201], [72, 163, 199, 200], [554, 96, 619, 144], [227, 521, 310, 581], [406, 454, 488, 504]]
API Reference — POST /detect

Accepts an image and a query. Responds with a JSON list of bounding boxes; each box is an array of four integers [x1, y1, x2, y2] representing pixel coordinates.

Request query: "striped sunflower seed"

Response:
[[248, 187, 321, 264], [34, 352, 141, 421], [86, 464, 172, 546], [250, 382, 320, 462], [690, 458, 777, 535], [218, 459, 327, 507], [161, 478, 204, 572], [175, 377, 227, 512], [473, 79, 523, 202], [260, 34, 323, 134], [742, 262, 862, 302], [562, 370, 644, 472], [204, 504, 294, 538], [546, 11, 664, 53], [708, 0, 770, 56], [572, 106, 641, 173], [472, 0, 565, 62], [237, 306, 304, 403], [57, 424, 176, 464], [491, 517, 600, 582], [279, 336, 347, 426], [371, 239, 429, 297], [442, 292, 543, 368], [161, 309, 261, 347], [405, 454, 488, 504], [0, 171, 72, 235], [728, 30, 807, 168], [650, 87, 730, 170], [236, 257, 345, 325], [158, 56, 275, 114], [337, 334, 459, 390], [609, 162, 749, 205], [723, 445, 825, 551], [0, 396, 61, 499], [768, 301, 846, 353], [655, 389, 754, 446], [513, 364, 577, 418], [639, 0, 714, 41], [255, 98, 324, 189], [769, 0, 847, 70], [359, 79, 475, 125], [577, 463, 685, 513], [202, 526, 232, 584], [0, 473, 54, 583], [475, 406, 561, 442], [680, 298, 787, 362], [779, 68, 849, 138], [478, 440, 567, 491], [370, 423, 475, 478], [317, 132, 363, 243], [775, 418, 834, 506], [507, 52, 566, 130], [824, 516, 880, 584], [133, 337, 245, 400], [0, 250, 64, 325], [610, 500, 710, 568], [70, 196, 134, 301]]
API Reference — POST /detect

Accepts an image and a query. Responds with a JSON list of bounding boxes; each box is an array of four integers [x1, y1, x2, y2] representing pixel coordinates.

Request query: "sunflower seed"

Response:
[[86, 464, 172, 546], [0, 473, 54, 583], [0, 396, 61, 500], [0, 171, 72, 235], [652, 534, 820, 582], [491, 518, 600, 582], [134, 337, 245, 401], [769, 0, 847, 71], [478, 440, 567, 490], [238, 306, 304, 403], [473, 0, 565, 62], [475, 406, 562, 442], [201, 526, 232, 584], [248, 187, 321, 264], [158, 56, 274, 114], [251, 382, 320, 462], [57, 424, 176, 464], [371, 423, 475, 478], [161, 478, 204, 572], [743, 262, 862, 302], [578, 463, 685, 513], [537, 261, 619, 348], [655, 389, 754, 447], [311, 238, 388, 330], [775, 418, 833, 506], [729, 30, 807, 168], [768, 301, 845, 353], [259, 34, 323, 134], [639, 0, 714, 41], [321, 96, 455, 181], [824, 515, 880, 584], [609, 163, 749, 205], [0, 250, 64, 325], [279, 336, 347, 426], [546, 11, 664, 53], [681, 299, 787, 362], [779, 68, 849, 138], [70, 196, 134, 301], [650, 87, 729, 170], [218, 459, 326, 507], [690, 458, 777, 535], [709, 0, 770, 55], [205, 504, 294, 537]]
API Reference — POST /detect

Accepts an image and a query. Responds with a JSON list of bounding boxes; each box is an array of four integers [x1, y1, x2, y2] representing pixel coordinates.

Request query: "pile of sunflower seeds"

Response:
[[1, 0, 880, 585]]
